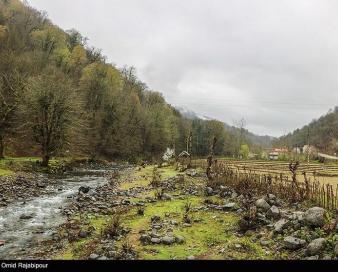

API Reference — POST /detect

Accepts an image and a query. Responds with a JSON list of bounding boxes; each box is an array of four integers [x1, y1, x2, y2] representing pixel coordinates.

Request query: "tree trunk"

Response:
[[0, 135, 4, 159], [41, 154, 50, 167]]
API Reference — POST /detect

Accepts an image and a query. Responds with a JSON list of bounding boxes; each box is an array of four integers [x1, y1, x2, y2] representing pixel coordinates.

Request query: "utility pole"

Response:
[[307, 127, 310, 165]]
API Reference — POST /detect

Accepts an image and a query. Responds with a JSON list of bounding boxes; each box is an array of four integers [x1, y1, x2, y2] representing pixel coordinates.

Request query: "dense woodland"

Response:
[[274, 107, 338, 154], [0, 0, 263, 166]]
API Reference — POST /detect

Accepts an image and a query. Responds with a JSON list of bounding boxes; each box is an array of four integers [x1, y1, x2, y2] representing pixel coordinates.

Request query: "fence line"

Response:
[[191, 159, 338, 211]]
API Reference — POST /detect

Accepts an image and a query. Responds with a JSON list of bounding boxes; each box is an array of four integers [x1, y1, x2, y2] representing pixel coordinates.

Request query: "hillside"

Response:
[[274, 107, 338, 154], [0, 0, 267, 164], [178, 107, 274, 149]]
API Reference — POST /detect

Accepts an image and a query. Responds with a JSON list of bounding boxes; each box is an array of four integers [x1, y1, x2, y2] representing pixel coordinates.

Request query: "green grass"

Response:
[[119, 195, 272, 260], [0, 168, 13, 176]]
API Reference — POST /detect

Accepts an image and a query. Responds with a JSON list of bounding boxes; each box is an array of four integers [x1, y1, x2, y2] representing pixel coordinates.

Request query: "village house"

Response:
[[268, 148, 288, 160]]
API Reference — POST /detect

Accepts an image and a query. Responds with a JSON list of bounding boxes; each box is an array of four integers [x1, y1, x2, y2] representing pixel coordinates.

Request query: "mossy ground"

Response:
[[52, 164, 273, 260]]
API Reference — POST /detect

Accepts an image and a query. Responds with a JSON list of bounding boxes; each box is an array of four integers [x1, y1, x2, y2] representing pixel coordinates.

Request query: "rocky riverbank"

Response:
[[0, 174, 54, 207], [29, 164, 338, 260]]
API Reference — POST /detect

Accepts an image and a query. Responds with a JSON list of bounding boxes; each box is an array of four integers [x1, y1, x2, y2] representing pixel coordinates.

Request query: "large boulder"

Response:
[[304, 207, 326, 227], [306, 238, 326, 256], [284, 236, 306, 250], [255, 198, 271, 211]]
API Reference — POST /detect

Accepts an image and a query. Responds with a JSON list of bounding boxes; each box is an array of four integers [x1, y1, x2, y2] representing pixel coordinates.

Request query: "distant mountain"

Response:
[[275, 107, 338, 154], [177, 107, 275, 148], [176, 106, 212, 121]]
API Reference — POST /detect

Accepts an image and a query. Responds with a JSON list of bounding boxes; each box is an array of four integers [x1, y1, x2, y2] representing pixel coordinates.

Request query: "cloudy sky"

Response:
[[27, 0, 338, 136]]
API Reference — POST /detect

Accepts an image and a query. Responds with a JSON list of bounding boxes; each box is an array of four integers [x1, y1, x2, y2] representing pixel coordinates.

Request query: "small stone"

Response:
[[79, 230, 89, 238], [255, 198, 271, 211], [322, 255, 332, 260], [151, 215, 161, 223], [175, 235, 185, 244], [284, 236, 306, 250], [151, 238, 161, 244], [79, 186, 90, 194], [306, 238, 326, 256], [304, 207, 326, 227], [260, 240, 271, 246], [37, 182, 47, 188], [19, 213, 34, 220], [222, 203, 237, 211], [162, 236, 176, 245], [206, 187, 213, 196], [140, 234, 151, 245], [274, 219, 290, 233], [267, 206, 280, 219], [305, 255, 319, 260], [89, 253, 99, 260], [161, 193, 173, 201], [187, 255, 195, 260], [97, 256, 108, 260]]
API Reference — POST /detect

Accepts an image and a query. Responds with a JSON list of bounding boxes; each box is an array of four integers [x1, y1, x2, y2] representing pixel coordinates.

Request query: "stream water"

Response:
[[0, 168, 113, 259]]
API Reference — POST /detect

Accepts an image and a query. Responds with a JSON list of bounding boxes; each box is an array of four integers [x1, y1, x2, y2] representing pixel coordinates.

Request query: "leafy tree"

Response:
[[24, 67, 76, 166]]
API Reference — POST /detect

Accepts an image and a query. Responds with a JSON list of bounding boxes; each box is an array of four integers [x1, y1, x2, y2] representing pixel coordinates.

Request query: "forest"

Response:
[[0, 0, 266, 167]]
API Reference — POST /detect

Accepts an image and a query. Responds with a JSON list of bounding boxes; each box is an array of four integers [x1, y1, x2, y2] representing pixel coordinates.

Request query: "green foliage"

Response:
[[239, 144, 250, 159]]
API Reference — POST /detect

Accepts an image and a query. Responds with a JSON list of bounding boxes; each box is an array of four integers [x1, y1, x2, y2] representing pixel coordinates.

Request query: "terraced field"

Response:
[[192, 159, 338, 186]]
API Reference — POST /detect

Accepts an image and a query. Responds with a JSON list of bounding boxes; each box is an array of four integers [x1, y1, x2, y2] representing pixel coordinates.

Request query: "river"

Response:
[[0, 168, 114, 259]]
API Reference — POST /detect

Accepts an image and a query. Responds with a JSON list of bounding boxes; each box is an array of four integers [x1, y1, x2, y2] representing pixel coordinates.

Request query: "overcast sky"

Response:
[[27, 0, 338, 137]]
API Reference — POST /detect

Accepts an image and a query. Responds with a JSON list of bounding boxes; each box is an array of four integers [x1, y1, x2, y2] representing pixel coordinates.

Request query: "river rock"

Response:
[[284, 236, 306, 250], [267, 206, 280, 219], [162, 236, 176, 245], [255, 198, 271, 211], [187, 255, 195, 260], [79, 186, 90, 194], [36, 182, 47, 188], [304, 207, 326, 227], [19, 213, 35, 220], [306, 238, 326, 256]]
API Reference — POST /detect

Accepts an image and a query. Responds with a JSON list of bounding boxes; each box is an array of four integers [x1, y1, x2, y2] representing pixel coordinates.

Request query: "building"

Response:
[[268, 148, 288, 160]]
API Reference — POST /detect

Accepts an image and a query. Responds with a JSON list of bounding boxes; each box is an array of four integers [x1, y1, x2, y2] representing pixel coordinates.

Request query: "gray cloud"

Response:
[[28, 0, 338, 136]]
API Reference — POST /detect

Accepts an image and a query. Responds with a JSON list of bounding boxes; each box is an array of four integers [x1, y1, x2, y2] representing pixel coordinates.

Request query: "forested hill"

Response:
[[178, 107, 274, 149], [274, 107, 338, 154], [0, 0, 265, 165]]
